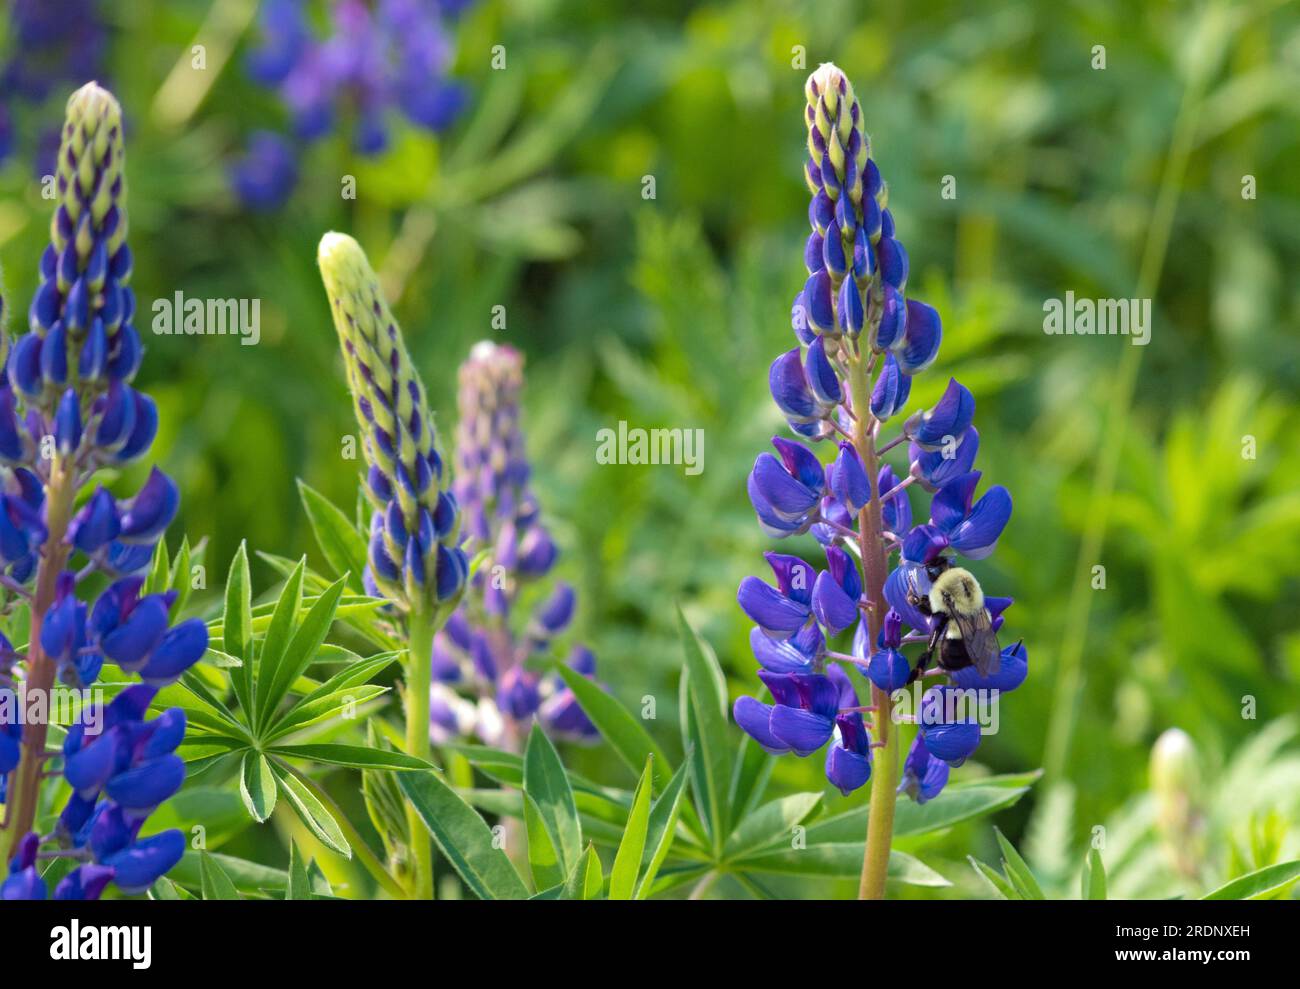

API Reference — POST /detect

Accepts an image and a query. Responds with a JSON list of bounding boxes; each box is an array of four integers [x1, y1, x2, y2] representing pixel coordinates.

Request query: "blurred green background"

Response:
[[2, 0, 1298, 898]]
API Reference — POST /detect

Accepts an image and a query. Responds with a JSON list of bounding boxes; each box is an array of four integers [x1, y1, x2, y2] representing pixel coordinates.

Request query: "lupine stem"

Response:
[[845, 347, 899, 901], [404, 612, 436, 900], [1, 456, 77, 863]]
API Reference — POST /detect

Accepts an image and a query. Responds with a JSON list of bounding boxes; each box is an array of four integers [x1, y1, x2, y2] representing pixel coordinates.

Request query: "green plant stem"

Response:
[[274, 758, 407, 900], [845, 348, 898, 900], [404, 612, 436, 899], [1, 455, 76, 864]]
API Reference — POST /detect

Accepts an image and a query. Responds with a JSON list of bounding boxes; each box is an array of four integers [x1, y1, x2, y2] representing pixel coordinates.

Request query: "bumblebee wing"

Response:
[[944, 597, 1001, 677]]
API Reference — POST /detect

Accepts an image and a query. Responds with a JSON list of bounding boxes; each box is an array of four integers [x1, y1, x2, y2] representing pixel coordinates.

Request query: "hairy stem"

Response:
[[845, 347, 898, 900], [1, 455, 76, 863], [404, 612, 436, 899]]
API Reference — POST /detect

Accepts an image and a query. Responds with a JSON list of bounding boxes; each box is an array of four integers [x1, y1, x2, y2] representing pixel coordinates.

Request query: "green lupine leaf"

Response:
[[223, 541, 255, 717], [149, 876, 192, 901], [969, 856, 1017, 899], [565, 841, 604, 900], [523, 723, 583, 875], [170, 537, 194, 615], [1082, 847, 1107, 900], [581, 844, 604, 899], [298, 479, 368, 592], [266, 685, 390, 741], [252, 560, 307, 729], [796, 775, 1037, 846], [258, 575, 348, 732], [1203, 860, 1300, 900], [735, 843, 950, 886], [675, 606, 732, 846], [555, 664, 671, 788], [723, 792, 823, 859], [295, 651, 401, 705], [239, 751, 277, 822], [397, 771, 529, 901], [145, 539, 170, 596], [609, 755, 654, 899], [271, 764, 350, 857], [893, 779, 1037, 837], [171, 852, 288, 895], [523, 792, 565, 892], [286, 842, 312, 901], [198, 851, 241, 900], [726, 729, 773, 828], [459, 788, 630, 848], [268, 743, 432, 771], [994, 827, 1045, 899], [636, 757, 691, 899]]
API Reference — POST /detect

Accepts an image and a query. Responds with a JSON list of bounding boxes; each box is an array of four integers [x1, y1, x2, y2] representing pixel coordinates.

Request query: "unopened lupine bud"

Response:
[[317, 232, 467, 617], [1150, 727, 1205, 878]]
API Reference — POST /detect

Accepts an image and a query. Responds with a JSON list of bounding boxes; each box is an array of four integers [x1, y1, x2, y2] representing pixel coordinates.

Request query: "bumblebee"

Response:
[[904, 557, 1000, 684]]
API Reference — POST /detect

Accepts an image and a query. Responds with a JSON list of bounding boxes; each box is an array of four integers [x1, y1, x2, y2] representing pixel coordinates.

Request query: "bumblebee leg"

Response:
[[907, 617, 947, 685]]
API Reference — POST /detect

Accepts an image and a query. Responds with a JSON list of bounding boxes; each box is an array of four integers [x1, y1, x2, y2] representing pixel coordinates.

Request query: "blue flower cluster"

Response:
[[0, 0, 109, 174], [733, 64, 1026, 804], [0, 84, 206, 899], [429, 341, 597, 747], [231, 0, 474, 210]]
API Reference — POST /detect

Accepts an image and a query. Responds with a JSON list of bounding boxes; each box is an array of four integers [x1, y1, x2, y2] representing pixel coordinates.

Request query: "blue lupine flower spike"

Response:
[[0, 83, 202, 897], [732, 63, 1023, 817]]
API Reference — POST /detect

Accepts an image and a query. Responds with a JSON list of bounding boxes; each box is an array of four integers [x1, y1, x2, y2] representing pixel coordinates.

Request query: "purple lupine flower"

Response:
[[227, 131, 300, 212], [232, 0, 473, 208], [0, 84, 205, 897], [429, 341, 598, 747], [0, 0, 110, 173], [731, 63, 1025, 807]]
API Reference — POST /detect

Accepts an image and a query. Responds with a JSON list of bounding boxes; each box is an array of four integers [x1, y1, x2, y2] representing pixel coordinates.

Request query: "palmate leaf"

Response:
[[297, 479, 368, 593], [522, 724, 583, 876], [256, 574, 348, 733], [251, 560, 305, 727], [398, 770, 529, 900]]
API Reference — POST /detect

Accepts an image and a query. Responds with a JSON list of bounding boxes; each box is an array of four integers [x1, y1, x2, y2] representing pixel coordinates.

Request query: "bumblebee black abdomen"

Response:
[[938, 637, 974, 672]]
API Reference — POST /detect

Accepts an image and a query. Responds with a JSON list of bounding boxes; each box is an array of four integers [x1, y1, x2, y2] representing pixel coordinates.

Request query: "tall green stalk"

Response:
[[404, 613, 437, 900]]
